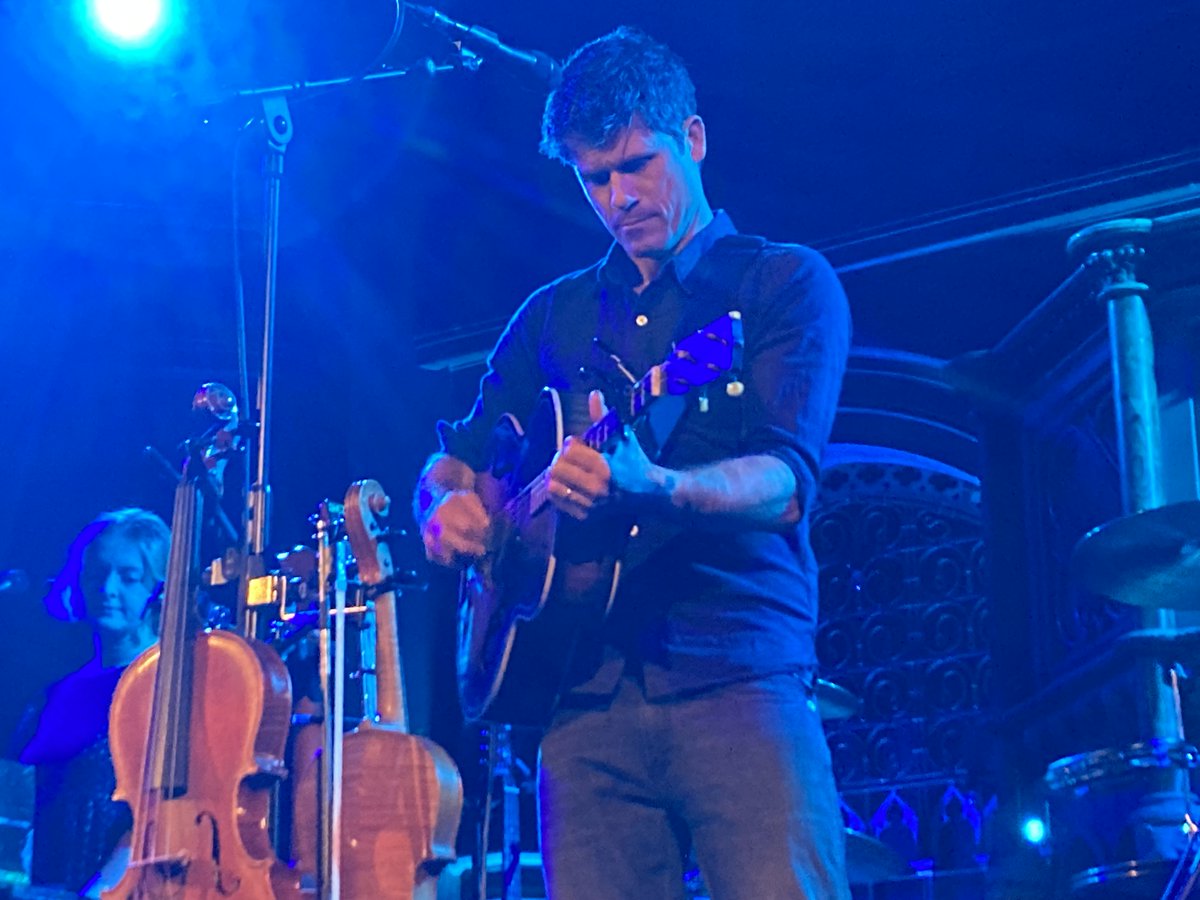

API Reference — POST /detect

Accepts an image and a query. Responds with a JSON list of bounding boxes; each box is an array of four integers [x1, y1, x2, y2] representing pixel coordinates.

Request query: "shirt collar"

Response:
[[599, 210, 738, 290]]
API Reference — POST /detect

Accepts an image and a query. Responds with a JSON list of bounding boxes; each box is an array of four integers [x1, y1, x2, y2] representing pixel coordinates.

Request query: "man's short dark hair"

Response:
[[540, 27, 697, 165]]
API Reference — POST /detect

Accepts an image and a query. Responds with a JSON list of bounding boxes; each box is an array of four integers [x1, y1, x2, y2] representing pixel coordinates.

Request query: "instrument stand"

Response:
[[477, 724, 524, 900], [1160, 662, 1200, 898], [312, 505, 352, 900]]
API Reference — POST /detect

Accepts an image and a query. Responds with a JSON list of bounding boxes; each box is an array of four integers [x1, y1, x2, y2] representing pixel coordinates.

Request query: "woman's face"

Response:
[[81, 535, 157, 638]]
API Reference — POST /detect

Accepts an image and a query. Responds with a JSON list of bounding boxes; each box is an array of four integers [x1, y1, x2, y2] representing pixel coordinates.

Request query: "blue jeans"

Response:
[[538, 671, 850, 900]]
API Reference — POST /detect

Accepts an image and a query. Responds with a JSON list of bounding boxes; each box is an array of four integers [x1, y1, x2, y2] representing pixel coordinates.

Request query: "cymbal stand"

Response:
[[1073, 220, 1179, 728], [1161, 660, 1200, 898]]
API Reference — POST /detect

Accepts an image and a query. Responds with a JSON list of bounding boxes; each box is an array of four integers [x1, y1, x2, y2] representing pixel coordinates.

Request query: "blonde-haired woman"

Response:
[[16, 508, 170, 896]]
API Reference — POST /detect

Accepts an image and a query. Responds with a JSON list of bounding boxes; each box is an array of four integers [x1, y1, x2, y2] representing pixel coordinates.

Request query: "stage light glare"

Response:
[[87, 0, 168, 48], [1021, 817, 1047, 845]]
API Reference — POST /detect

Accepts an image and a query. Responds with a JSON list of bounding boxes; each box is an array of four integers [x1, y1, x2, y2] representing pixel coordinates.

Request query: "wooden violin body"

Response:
[[336, 721, 461, 900], [342, 480, 462, 899], [103, 385, 299, 900], [106, 631, 298, 899], [291, 480, 462, 899], [290, 681, 462, 900]]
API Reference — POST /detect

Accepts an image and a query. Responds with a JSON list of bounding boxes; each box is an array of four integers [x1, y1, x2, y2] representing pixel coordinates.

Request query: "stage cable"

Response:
[[231, 117, 255, 417]]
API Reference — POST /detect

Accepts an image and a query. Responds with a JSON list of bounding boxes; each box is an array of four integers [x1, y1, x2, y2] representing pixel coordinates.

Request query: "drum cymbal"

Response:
[[1072, 501, 1200, 609], [844, 829, 911, 885], [815, 679, 861, 720]]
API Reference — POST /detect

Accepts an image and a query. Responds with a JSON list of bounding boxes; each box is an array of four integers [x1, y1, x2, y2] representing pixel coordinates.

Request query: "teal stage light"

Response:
[[1020, 816, 1047, 845], [81, 0, 174, 55]]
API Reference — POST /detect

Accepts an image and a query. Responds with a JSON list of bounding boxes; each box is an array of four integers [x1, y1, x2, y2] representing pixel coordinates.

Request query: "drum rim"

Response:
[[1069, 856, 1177, 892], [1046, 739, 1199, 791]]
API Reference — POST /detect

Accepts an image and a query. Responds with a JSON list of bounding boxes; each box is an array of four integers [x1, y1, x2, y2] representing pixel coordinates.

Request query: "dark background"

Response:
[[0, 0, 1197, 748]]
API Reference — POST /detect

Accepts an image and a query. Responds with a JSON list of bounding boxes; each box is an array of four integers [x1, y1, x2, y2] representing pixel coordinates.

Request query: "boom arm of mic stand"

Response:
[[225, 59, 471, 104]]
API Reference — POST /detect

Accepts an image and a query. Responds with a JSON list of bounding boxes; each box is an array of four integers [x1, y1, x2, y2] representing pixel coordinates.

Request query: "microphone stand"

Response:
[[239, 93, 290, 639], [231, 59, 465, 639], [219, 16, 557, 633]]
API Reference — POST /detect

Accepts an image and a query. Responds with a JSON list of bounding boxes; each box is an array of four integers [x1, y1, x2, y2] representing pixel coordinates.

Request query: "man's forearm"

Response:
[[640, 454, 802, 530], [413, 453, 477, 527]]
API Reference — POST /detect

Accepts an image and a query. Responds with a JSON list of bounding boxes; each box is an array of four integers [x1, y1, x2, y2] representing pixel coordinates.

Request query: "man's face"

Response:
[[569, 116, 707, 263], [82, 535, 157, 638]]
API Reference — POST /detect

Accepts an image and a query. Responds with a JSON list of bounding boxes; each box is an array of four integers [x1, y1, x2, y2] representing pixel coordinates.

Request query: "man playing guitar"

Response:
[[415, 26, 851, 899]]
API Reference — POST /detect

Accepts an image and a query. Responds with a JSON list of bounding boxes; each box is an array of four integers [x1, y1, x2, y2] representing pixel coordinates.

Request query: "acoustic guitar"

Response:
[[458, 311, 744, 724]]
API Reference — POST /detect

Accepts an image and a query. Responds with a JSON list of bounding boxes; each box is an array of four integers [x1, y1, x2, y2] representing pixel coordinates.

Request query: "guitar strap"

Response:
[[614, 236, 769, 575], [635, 234, 768, 462]]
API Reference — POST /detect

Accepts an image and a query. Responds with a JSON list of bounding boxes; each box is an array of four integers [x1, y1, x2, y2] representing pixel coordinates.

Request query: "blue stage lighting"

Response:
[[1021, 817, 1047, 845], [83, 0, 171, 52]]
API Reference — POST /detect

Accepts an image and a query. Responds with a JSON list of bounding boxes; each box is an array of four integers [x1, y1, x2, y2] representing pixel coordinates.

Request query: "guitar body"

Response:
[[458, 388, 627, 725]]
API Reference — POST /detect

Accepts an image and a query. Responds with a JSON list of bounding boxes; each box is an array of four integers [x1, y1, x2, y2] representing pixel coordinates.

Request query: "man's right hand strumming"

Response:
[[420, 489, 491, 568]]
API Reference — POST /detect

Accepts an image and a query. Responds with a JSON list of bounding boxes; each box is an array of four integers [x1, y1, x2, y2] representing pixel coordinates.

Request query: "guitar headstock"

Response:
[[344, 479, 396, 588], [653, 310, 744, 396], [595, 311, 747, 439]]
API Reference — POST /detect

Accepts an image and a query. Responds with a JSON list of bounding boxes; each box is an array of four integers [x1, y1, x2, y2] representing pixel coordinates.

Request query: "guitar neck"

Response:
[[341, 479, 410, 732], [522, 311, 740, 515], [526, 367, 664, 508], [582, 365, 662, 450], [372, 589, 408, 731]]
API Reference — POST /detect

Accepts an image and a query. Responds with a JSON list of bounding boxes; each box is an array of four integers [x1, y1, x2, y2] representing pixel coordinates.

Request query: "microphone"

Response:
[[406, 4, 561, 86], [0, 569, 30, 594]]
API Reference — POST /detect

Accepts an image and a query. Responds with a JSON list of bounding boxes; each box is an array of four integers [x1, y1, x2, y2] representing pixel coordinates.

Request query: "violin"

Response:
[[291, 481, 462, 899], [104, 385, 299, 899]]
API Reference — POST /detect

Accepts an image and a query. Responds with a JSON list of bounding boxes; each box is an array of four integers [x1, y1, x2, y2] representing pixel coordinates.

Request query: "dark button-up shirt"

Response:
[[439, 211, 850, 699]]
